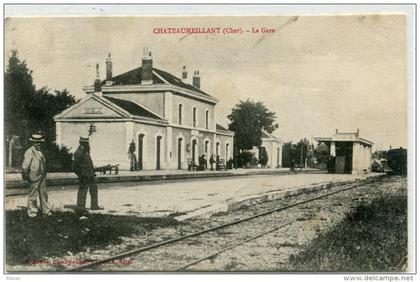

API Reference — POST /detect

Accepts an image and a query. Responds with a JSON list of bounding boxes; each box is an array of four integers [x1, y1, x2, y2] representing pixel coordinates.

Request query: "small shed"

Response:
[[250, 131, 282, 168], [314, 129, 373, 174]]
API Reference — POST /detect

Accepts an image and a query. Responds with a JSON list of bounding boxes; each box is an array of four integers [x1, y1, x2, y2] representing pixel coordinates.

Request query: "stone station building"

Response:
[[54, 48, 234, 171]]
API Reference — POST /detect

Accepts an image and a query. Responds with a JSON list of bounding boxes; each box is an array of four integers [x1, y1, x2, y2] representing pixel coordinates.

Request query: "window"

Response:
[[205, 140, 209, 153], [178, 104, 183, 125], [193, 107, 197, 127], [205, 110, 209, 129]]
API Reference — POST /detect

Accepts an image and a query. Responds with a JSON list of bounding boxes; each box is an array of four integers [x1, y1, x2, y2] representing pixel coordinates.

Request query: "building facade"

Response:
[[314, 129, 373, 174], [54, 48, 234, 170], [250, 131, 282, 168], [261, 131, 283, 168]]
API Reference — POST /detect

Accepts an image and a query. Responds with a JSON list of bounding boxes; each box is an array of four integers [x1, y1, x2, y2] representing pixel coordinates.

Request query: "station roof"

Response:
[[314, 133, 373, 147], [101, 67, 212, 97], [103, 96, 163, 120], [216, 124, 234, 136], [261, 131, 281, 142], [216, 124, 229, 132]]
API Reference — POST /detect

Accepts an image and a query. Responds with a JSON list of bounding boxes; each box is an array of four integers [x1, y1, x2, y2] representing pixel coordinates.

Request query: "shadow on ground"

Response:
[[6, 209, 179, 266]]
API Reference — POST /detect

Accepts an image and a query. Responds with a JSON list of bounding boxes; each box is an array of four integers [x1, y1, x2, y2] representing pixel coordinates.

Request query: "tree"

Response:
[[5, 50, 77, 169], [29, 87, 76, 145], [296, 138, 310, 167], [228, 99, 278, 152], [282, 142, 297, 168], [5, 50, 36, 145], [314, 142, 329, 167]]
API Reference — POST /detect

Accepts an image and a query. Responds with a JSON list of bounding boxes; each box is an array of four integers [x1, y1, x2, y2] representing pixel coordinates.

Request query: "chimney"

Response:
[[335, 129, 338, 134], [141, 47, 153, 85], [94, 63, 102, 96], [181, 65, 188, 82], [192, 70, 201, 89], [105, 53, 113, 86], [356, 129, 360, 136]]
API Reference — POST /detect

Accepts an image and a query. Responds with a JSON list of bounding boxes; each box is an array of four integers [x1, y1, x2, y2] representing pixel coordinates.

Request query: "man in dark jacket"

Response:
[[209, 155, 215, 171], [73, 137, 103, 212]]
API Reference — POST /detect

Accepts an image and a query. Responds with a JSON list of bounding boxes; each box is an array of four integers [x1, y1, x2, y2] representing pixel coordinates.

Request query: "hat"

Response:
[[29, 134, 45, 142], [79, 136, 90, 143]]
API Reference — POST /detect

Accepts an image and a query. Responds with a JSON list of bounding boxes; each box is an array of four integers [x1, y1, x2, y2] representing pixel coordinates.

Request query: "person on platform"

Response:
[[128, 140, 138, 171], [209, 155, 215, 171], [203, 155, 208, 170], [199, 154, 207, 171], [289, 158, 296, 174], [73, 137, 103, 213], [21, 134, 52, 217], [227, 157, 234, 170]]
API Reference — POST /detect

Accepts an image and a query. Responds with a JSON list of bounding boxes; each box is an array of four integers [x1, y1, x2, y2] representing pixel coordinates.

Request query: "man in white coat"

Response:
[[21, 134, 51, 217]]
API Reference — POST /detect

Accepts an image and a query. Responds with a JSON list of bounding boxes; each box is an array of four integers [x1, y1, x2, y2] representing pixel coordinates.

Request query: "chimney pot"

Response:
[[106, 53, 113, 84], [182, 65, 188, 81], [141, 47, 153, 85], [94, 63, 102, 96], [192, 70, 201, 89]]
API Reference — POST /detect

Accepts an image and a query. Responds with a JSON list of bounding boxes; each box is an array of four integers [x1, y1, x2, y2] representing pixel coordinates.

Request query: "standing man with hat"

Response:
[[21, 134, 51, 217], [73, 136, 103, 213]]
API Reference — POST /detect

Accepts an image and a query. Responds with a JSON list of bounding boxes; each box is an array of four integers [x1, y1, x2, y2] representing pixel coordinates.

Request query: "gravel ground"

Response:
[[7, 175, 402, 272], [86, 175, 404, 272]]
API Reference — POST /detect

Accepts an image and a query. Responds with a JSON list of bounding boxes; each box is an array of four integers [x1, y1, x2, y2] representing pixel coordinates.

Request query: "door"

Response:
[[336, 156, 346, 174], [138, 134, 144, 170], [192, 139, 197, 164], [156, 136, 162, 170], [177, 138, 182, 169], [205, 140, 209, 168]]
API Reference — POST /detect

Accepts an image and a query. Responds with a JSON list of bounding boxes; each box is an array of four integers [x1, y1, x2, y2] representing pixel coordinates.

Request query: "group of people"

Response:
[[190, 155, 234, 171], [21, 134, 102, 218]]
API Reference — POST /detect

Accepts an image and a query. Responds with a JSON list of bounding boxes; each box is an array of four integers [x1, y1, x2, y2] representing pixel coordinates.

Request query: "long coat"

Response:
[[73, 146, 95, 179], [21, 146, 47, 182]]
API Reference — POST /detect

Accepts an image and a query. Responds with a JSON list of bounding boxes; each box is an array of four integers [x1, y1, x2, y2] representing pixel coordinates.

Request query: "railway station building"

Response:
[[54, 48, 234, 170], [314, 130, 373, 174]]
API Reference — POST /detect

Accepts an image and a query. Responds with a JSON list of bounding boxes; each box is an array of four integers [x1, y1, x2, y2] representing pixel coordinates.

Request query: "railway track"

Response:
[[67, 176, 385, 272]]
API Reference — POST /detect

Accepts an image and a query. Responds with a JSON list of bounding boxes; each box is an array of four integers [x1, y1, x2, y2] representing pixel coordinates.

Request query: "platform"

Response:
[[5, 172, 383, 221]]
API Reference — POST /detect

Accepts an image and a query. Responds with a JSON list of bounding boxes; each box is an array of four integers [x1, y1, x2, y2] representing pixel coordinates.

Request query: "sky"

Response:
[[5, 15, 408, 150]]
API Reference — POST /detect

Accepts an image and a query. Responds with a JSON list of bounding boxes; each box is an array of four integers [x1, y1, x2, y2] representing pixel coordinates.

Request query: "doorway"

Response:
[[192, 139, 197, 164], [177, 138, 182, 169], [335, 142, 353, 174], [138, 134, 144, 170], [156, 136, 162, 170]]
